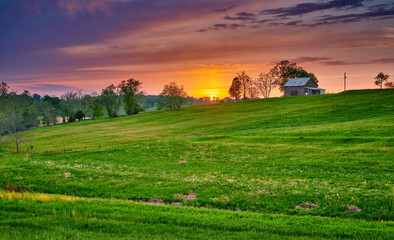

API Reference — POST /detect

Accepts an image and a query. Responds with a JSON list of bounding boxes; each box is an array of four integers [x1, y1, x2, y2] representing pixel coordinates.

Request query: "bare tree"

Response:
[[255, 72, 276, 98], [374, 72, 389, 89], [248, 80, 260, 100]]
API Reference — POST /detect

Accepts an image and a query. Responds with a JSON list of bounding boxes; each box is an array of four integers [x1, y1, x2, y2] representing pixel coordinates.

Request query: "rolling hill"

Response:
[[0, 89, 393, 239]]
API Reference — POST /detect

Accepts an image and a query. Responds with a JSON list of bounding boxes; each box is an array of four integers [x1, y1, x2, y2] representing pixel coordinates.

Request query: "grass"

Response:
[[0, 89, 393, 239], [0, 190, 393, 240]]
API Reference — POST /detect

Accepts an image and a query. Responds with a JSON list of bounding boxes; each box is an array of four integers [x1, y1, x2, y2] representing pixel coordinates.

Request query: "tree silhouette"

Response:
[[228, 77, 242, 101], [0, 82, 10, 96], [238, 71, 251, 100], [374, 72, 389, 89], [385, 81, 394, 88]]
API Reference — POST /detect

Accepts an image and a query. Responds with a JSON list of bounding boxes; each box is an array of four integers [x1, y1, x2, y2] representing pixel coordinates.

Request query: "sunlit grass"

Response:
[[0, 189, 82, 202]]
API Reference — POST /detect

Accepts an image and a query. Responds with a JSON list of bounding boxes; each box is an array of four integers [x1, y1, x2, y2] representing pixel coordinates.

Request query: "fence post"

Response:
[[99, 144, 101, 150]]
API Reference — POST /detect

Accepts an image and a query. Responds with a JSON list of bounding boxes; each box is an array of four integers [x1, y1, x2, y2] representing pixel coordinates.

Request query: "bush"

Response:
[[68, 115, 76, 123], [133, 103, 144, 115], [75, 110, 85, 122]]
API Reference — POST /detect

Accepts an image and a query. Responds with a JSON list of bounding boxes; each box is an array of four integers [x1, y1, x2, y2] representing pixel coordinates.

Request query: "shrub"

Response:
[[75, 110, 85, 122]]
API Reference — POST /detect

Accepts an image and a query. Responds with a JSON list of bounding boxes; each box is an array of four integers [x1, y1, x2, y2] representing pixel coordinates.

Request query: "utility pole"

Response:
[[344, 72, 347, 91]]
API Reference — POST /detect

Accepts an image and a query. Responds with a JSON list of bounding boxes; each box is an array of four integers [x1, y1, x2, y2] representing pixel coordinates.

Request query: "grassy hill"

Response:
[[0, 89, 393, 239]]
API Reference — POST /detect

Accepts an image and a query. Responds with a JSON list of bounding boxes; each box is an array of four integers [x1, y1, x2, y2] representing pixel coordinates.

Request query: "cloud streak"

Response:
[[28, 84, 78, 92], [319, 58, 394, 66], [212, 5, 236, 13], [260, 0, 365, 17], [201, 0, 394, 31]]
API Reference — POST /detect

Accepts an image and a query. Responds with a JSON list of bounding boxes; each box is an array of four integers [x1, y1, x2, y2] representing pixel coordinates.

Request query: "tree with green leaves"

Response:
[[133, 103, 145, 114], [38, 95, 60, 126], [118, 78, 144, 116], [75, 110, 85, 122], [0, 94, 39, 153], [81, 94, 94, 118], [92, 98, 104, 119], [61, 91, 78, 122], [270, 60, 317, 92], [158, 82, 187, 111], [100, 84, 120, 117], [374, 72, 389, 89]]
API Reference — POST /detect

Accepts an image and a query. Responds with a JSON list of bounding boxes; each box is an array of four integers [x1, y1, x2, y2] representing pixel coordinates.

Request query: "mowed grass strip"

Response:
[[0, 191, 393, 240]]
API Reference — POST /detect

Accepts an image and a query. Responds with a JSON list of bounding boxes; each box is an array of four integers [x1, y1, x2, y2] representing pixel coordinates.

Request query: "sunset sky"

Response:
[[1, 0, 393, 98]]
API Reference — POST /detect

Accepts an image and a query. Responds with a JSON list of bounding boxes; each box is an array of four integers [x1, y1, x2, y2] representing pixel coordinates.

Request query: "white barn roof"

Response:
[[283, 78, 312, 87]]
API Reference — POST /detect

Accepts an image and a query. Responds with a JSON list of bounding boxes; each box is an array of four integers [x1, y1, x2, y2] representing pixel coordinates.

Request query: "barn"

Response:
[[283, 77, 325, 97]]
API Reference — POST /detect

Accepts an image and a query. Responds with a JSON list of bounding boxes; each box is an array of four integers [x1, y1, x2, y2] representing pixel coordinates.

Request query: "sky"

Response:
[[1, 0, 393, 98]]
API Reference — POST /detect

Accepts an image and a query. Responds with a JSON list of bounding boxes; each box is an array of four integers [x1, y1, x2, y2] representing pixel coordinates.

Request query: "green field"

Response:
[[1, 89, 393, 239]]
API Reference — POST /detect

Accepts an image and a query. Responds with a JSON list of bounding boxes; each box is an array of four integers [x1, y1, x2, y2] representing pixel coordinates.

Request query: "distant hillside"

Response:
[[12, 89, 392, 150]]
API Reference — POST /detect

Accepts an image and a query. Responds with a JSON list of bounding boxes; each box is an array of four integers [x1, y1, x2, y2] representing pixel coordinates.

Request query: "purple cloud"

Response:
[[213, 5, 236, 13], [260, 0, 365, 17]]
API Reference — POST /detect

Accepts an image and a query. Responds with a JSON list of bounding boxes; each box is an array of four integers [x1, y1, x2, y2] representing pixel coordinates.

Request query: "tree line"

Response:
[[0, 79, 188, 152], [229, 60, 318, 101]]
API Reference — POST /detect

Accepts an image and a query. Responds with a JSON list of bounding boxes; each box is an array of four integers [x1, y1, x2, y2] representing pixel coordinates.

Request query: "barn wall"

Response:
[[284, 86, 306, 96]]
